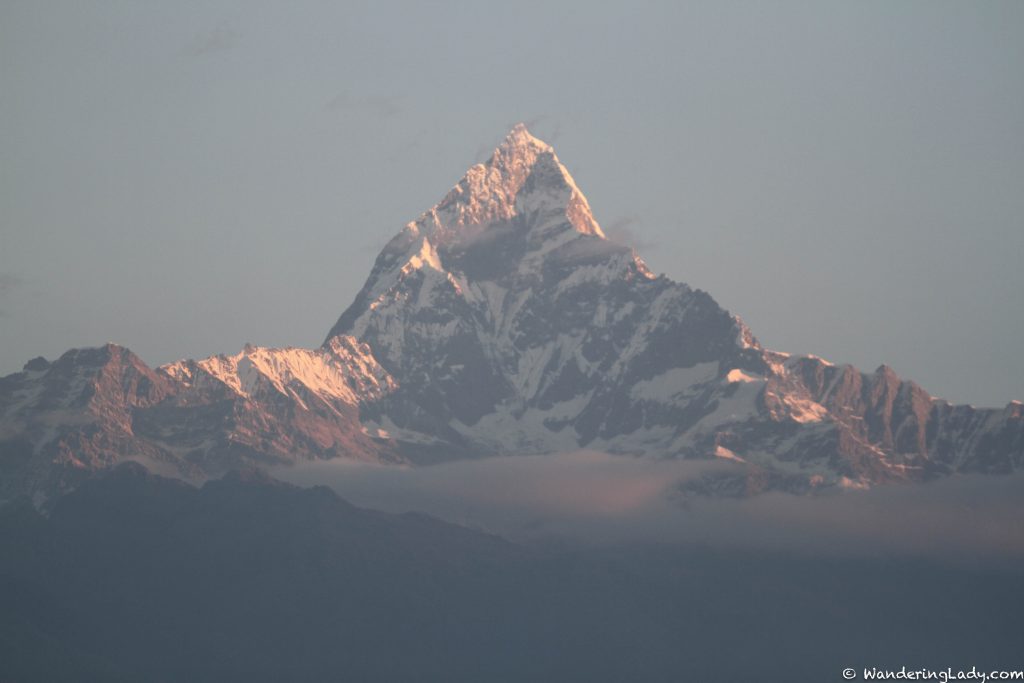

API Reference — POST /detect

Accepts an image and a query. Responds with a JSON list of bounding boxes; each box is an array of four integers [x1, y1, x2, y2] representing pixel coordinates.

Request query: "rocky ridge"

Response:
[[1, 125, 1020, 501]]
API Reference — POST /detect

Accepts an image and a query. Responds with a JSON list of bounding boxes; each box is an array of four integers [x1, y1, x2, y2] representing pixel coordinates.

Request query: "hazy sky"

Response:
[[2, 1, 1022, 406]]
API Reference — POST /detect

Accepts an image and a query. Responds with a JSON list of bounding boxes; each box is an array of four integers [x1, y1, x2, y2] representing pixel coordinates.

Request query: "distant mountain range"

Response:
[[2, 124, 1021, 502]]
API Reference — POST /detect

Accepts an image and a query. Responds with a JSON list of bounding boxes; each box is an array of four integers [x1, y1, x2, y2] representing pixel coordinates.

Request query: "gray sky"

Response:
[[1, 1, 1022, 406]]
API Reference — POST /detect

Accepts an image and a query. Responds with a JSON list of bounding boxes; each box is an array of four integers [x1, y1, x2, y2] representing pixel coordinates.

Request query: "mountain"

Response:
[[1, 124, 1021, 501], [2, 464, 1021, 682], [0, 339, 400, 502], [321, 124, 1024, 487]]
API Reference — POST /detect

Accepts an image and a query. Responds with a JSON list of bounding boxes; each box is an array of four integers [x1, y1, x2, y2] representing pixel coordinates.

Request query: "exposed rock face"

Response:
[[0, 345, 175, 500], [1, 125, 1021, 500], [0, 339, 400, 502], [323, 125, 1023, 488], [153, 336, 399, 471], [325, 126, 761, 458]]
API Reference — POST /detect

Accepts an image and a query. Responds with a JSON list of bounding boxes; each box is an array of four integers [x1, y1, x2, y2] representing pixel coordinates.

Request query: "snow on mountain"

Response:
[[1, 124, 1021, 501], [0, 338, 401, 501], [325, 124, 1023, 489], [0, 344, 178, 501], [325, 125, 752, 453], [161, 336, 394, 408], [325, 126, 780, 459]]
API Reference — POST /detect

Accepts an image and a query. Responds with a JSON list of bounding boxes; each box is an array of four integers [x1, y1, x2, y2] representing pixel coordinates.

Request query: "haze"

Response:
[[274, 452, 1024, 565], [2, 1, 1022, 406]]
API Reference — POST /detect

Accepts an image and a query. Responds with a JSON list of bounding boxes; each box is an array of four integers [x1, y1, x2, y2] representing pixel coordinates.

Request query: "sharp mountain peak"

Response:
[[3, 124, 1021, 504], [324, 124, 645, 344], [408, 123, 604, 248], [498, 122, 553, 154]]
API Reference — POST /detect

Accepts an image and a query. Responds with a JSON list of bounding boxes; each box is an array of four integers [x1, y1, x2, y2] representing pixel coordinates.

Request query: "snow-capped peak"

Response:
[[161, 338, 394, 407], [408, 123, 604, 249], [503, 122, 552, 153], [325, 124, 652, 345]]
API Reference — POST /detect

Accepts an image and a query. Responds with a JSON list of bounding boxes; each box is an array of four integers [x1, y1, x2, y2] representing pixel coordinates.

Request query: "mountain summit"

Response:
[[325, 123, 620, 344], [1, 126, 1021, 501], [325, 125, 711, 438], [320, 127, 1022, 486], [414, 122, 604, 244]]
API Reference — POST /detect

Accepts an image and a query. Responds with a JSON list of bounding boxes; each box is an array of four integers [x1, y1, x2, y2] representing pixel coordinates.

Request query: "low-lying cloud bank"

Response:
[[273, 452, 1024, 565]]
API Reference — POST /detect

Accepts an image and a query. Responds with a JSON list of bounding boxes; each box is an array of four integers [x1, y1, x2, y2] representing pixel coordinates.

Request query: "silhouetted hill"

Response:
[[1, 464, 1021, 682]]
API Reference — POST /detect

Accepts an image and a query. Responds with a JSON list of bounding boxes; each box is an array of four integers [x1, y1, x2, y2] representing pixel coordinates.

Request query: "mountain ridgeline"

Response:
[[1, 125, 1021, 501]]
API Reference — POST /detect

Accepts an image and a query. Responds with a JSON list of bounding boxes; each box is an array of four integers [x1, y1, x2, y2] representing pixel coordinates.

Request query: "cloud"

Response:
[[275, 452, 713, 536], [675, 473, 1024, 565], [602, 215, 659, 252], [326, 91, 404, 119], [273, 452, 1024, 566], [185, 25, 237, 57]]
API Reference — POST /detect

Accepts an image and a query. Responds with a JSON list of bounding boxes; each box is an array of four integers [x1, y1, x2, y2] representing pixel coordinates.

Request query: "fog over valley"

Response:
[[276, 453, 1024, 564]]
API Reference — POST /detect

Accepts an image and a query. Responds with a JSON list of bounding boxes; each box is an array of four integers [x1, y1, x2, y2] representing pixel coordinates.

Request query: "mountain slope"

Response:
[[1, 124, 1021, 500], [326, 126, 764, 454], [0, 338, 400, 501], [324, 125, 1023, 487], [0, 345, 178, 501]]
